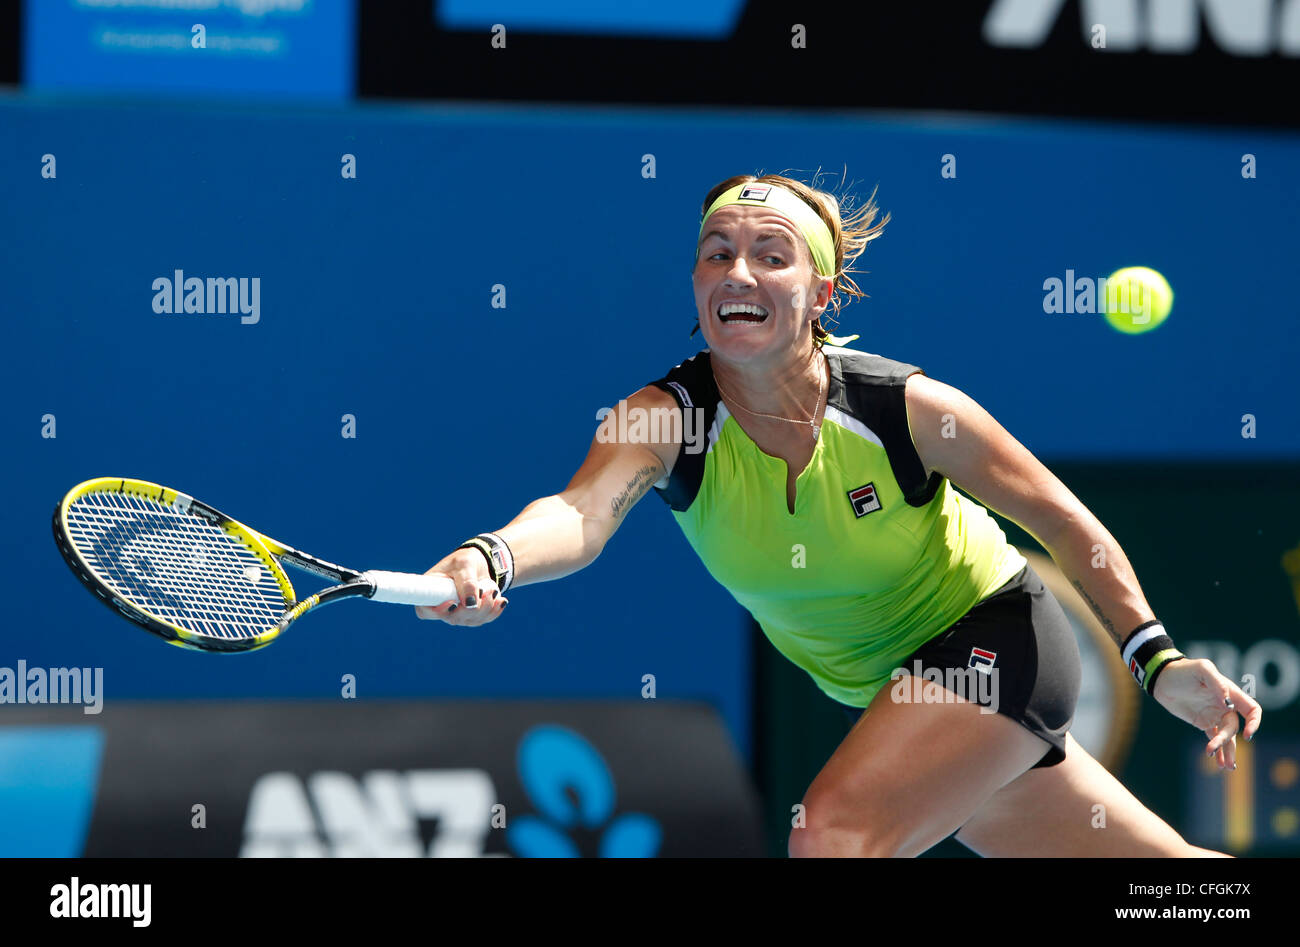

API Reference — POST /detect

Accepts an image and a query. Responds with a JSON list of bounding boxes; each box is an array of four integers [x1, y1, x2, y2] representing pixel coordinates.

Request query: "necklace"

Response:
[[714, 351, 827, 442]]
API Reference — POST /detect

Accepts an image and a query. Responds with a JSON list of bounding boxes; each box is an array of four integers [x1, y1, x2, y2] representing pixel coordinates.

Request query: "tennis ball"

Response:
[[1101, 266, 1173, 334]]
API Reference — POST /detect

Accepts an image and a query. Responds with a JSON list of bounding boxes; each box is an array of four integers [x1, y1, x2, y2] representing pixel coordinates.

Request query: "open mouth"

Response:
[[717, 303, 769, 325]]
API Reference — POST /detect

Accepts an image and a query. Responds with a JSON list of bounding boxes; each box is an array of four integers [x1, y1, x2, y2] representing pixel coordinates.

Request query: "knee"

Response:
[[787, 795, 906, 858], [788, 824, 904, 858]]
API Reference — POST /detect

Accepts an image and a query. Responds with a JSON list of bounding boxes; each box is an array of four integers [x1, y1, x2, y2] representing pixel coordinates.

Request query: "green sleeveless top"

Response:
[[648, 346, 1027, 708]]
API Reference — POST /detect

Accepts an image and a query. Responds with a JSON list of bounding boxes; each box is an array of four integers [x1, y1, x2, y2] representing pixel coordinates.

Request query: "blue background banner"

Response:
[[23, 0, 354, 102], [4, 96, 1298, 763]]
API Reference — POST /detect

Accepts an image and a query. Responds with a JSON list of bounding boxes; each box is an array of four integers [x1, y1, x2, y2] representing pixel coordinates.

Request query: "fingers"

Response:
[[1202, 666, 1263, 767], [411, 551, 509, 626], [1204, 692, 1259, 772], [415, 582, 506, 626], [456, 576, 482, 609], [1171, 658, 1260, 773], [1207, 732, 1235, 771], [1200, 668, 1240, 761], [413, 570, 464, 621], [449, 583, 507, 627], [1205, 720, 1237, 770], [1224, 679, 1264, 743]]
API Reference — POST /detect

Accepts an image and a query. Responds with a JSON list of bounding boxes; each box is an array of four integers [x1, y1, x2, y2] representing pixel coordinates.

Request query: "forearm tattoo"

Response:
[[1071, 578, 1118, 641]]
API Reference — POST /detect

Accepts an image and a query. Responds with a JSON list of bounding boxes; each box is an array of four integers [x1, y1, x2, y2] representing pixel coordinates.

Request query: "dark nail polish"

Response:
[[466, 596, 477, 607], [448, 604, 457, 613]]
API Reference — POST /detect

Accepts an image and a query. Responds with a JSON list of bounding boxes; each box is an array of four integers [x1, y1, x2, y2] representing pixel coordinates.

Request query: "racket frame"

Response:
[[53, 477, 383, 653]]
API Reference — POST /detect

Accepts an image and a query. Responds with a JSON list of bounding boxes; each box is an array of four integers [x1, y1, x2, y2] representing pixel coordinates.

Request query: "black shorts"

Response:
[[837, 562, 1082, 768]]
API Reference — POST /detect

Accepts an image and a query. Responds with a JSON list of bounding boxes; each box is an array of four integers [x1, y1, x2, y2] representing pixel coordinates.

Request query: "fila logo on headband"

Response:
[[738, 184, 772, 201], [848, 483, 881, 518]]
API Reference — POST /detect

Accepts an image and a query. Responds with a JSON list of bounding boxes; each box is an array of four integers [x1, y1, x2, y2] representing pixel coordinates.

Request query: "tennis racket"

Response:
[[53, 477, 457, 653]]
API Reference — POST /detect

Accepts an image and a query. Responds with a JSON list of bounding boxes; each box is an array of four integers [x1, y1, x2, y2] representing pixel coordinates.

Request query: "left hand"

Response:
[[1152, 658, 1263, 770]]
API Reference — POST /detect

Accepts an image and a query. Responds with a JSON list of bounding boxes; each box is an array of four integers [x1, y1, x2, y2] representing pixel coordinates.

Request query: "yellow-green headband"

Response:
[[697, 182, 836, 280]]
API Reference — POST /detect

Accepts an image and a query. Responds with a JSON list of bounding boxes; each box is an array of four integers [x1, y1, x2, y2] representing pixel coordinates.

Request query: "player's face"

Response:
[[692, 205, 826, 361]]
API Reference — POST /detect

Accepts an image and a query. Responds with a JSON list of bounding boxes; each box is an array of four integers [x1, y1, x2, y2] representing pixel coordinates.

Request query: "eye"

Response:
[[707, 252, 784, 265]]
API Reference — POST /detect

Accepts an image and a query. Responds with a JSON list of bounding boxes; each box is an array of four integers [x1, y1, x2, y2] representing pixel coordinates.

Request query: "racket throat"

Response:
[[278, 595, 321, 631], [276, 580, 372, 631]]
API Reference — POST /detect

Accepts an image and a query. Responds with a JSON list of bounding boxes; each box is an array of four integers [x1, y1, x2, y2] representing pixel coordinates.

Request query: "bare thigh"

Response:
[[954, 732, 1228, 857], [793, 674, 1054, 857]]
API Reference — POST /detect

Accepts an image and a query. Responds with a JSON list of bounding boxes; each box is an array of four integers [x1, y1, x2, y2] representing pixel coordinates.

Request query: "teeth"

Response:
[[718, 302, 769, 323], [719, 303, 768, 317]]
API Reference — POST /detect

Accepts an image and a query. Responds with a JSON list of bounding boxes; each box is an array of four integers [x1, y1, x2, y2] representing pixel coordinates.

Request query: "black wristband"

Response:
[[1120, 620, 1184, 695], [457, 540, 500, 587], [457, 533, 514, 593]]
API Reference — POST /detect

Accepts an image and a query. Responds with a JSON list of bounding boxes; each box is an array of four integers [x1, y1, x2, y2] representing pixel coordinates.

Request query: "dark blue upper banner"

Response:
[[436, 0, 747, 39], [357, 1, 1300, 128], [11, 2, 1300, 126], [23, 0, 354, 102]]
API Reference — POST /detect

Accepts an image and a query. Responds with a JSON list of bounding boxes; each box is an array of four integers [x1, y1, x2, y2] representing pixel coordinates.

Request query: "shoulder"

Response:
[[645, 349, 716, 412], [826, 345, 922, 386], [640, 350, 721, 512], [903, 372, 1006, 482], [826, 345, 924, 421], [647, 349, 712, 396], [902, 371, 970, 433], [826, 346, 943, 506]]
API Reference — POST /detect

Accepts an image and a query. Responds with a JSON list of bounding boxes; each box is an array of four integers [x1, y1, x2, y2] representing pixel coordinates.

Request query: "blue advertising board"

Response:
[[23, 0, 354, 101]]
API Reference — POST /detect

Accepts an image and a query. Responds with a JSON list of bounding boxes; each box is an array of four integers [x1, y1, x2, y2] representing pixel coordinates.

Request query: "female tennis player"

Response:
[[415, 172, 1262, 858]]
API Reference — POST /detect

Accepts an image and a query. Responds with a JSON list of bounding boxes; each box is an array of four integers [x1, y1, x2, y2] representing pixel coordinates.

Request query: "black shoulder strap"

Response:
[[830, 349, 944, 508], [645, 350, 719, 512]]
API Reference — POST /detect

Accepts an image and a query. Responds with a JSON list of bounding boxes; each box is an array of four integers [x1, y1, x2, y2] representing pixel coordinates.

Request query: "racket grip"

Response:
[[361, 571, 458, 606]]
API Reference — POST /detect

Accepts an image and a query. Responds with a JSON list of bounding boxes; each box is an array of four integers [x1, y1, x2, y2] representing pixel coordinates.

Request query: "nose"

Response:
[[723, 255, 757, 288]]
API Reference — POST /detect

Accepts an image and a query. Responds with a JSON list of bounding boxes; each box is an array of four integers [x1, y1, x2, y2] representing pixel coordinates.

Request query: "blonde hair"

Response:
[[695, 169, 889, 347]]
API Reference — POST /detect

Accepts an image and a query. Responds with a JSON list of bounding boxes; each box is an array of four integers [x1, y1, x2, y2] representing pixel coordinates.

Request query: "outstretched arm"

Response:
[[904, 372, 1262, 767], [415, 384, 682, 623]]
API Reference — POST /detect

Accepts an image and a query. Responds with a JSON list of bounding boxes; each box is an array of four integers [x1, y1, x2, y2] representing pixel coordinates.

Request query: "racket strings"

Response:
[[64, 490, 288, 641]]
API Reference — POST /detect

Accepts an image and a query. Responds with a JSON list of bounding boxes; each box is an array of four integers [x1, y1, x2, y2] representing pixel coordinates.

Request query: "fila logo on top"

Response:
[[848, 483, 882, 518], [738, 184, 772, 201]]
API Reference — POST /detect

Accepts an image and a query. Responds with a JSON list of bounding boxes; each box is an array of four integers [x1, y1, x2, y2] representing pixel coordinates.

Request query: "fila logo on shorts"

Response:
[[847, 483, 882, 518], [969, 647, 997, 674], [738, 184, 772, 201]]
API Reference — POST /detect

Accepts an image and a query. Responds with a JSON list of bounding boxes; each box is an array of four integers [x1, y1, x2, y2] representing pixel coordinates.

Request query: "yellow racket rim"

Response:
[[56, 477, 296, 652]]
